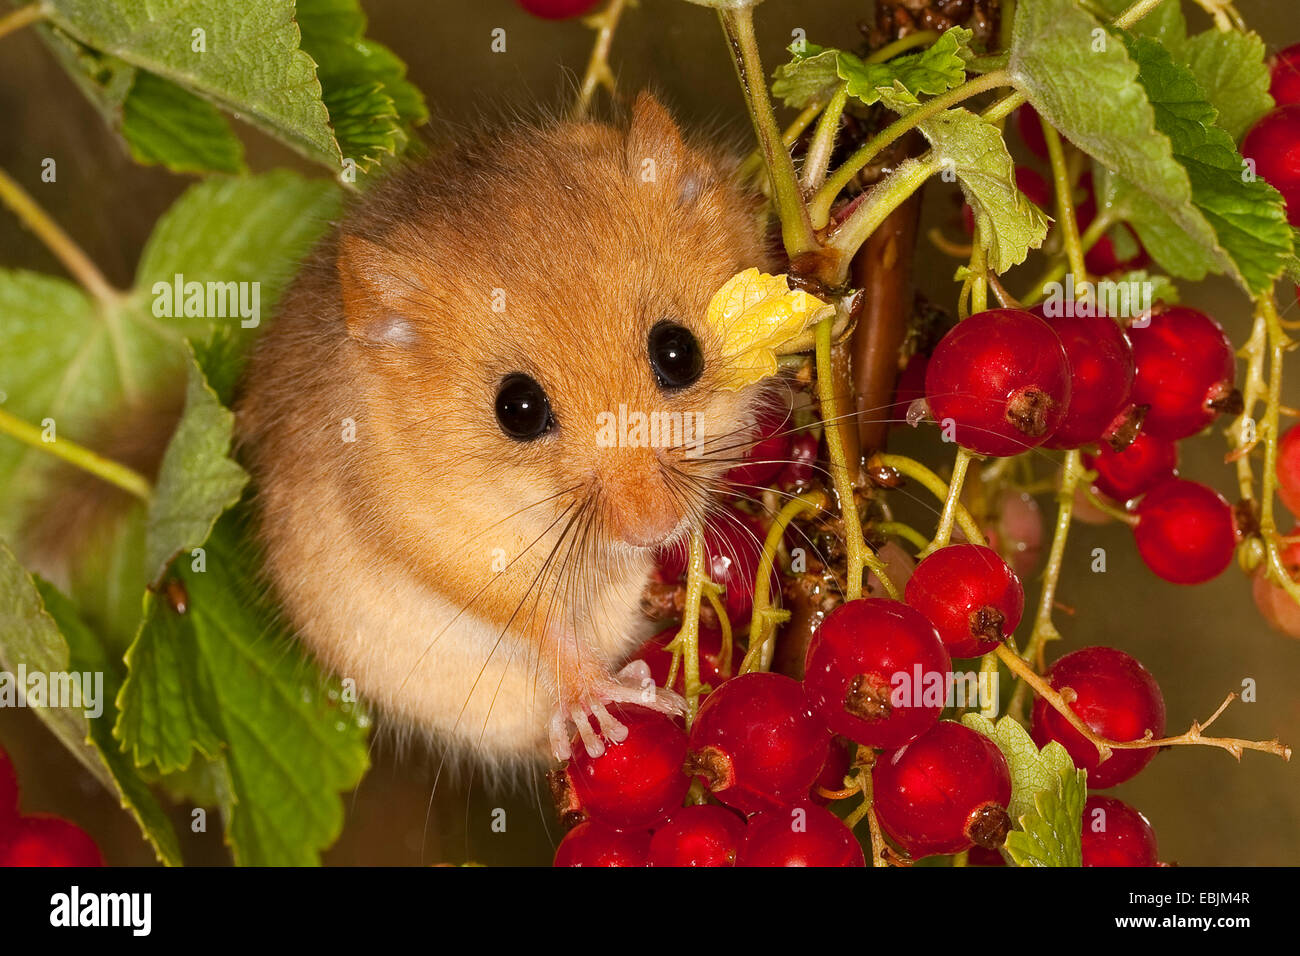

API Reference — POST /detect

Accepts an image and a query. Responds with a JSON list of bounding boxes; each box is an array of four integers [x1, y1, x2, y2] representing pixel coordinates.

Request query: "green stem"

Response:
[[1083, 484, 1138, 525], [922, 447, 975, 556], [0, 2, 46, 41], [968, 223, 988, 314], [1114, 0, 1176, 29], [874, 453, 987, 546], [865, 30, 940, 64], [1257, 296, 1300, 607], [679, 531, 708, 726], [810, 70, 1011, 229], [717, 5, 818, 257], [876, 520, 929, 553], [739, 100, 825, 181], [1042, 118, 1088, 284], [1020, 210, 1117, 306], [570, 0, 628, 119], [742, 490, 827, 673], [0, 407, 152, 500], [824, 156, 942, 285], [801, 85, 848, 192]]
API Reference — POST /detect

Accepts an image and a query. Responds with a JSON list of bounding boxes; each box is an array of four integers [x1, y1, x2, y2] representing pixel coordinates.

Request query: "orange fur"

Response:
[[236, 93, 773, 768]]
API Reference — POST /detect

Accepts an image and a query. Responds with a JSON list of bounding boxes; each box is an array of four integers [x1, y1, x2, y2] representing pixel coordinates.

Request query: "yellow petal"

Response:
[[705, 268, 833, 391]]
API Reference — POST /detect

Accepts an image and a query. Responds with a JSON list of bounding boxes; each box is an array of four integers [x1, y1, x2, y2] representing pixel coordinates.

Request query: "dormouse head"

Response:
[[335, 92, 778, 564]]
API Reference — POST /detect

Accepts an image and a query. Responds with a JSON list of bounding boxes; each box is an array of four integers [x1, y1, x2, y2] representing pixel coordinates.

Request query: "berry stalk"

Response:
[[872, 452, 987, 546], [0, 406, 152, 501]]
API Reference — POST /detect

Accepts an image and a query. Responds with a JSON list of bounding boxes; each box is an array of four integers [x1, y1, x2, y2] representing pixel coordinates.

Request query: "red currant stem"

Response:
[[742, 489, 827, 673], [951, 849, 969, 867], [968, 224, 989, 315], [816, 783, 861, 801], [0, 164, 123, 309], [1041, 119, 1088, 286], [739, 100, 826, 182], [0, 2, 45, 40], [846, 760, 888, 867], [703, 584, 734, 676], [873, 452, 987, 546], [986, 270, 1022, 310], [679, 530, 709, 726], [716, 4, 819, 259], [926, 226, 974, 259], [1112, 0, 1175, 29], [0, 406, 152, 501], [1082, 483, 1138, 526], [996, 643, 1114, 761], [1021, 449, 1084, 676], [810, 70, 1012, 230], [864, 29, 941, 65], [875, 519, 929, 553], [980, 90, 1026, 126], [816, 317, 899, 602], [801, 85, 849, 193], [1255, 295, 1300, 607], [570, 0, 629, 120], [921, 446, 975, 557], [1019, 210, 1116, 306], [1228, 312, 1267, 502], [825, 156, 942, 286], [1187, 0, 1244, 32]]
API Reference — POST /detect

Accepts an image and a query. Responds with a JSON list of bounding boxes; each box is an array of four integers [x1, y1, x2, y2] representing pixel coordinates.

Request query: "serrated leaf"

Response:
[[121, 70, 245, 175], [46, 0, 340, 169], [145, 349, 248, 586], [115, 515, 370, 865], [877, 85, 1048, 272], [1181, 30, 1273, 142], [773, 27, 972, 110], [1004, 768, 1087, 867], [961, 713, 1074, 824], [0, 542, 181, 864]]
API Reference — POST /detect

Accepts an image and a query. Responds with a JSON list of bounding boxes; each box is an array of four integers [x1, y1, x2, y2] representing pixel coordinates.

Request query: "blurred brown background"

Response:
[[1, 0, 1297, 866]]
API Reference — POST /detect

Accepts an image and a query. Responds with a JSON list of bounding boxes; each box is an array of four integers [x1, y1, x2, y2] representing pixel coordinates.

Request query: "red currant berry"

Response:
[[872, 721, 1013, 858], [810, 737, 854, 804], [560, 704, 690, 829], [803, 598, 951, 749], [1076, 174, 1148, 275], [1015, 104, 1049, 160], [657, 506, 776, 624], [1082, 795, 1158, 867], [1272, 44, 1300, 108], [737, 801, 865, 867], [553, 820, 650, 867], [925, 308, 1072, 457], [1031, 646, 1166, 788], [1242, 105, 1300, 225], [516, 0, 601, 20], [1082, 430, 1178, 504], [776, 431, 820, 492], [726, 400, 794, 489], [1128, 306, 1238, 440], [0, 745, 17, 823], [974, 488, 1044, 580], [1133, 478, 1237, 584], [1251, 534, 1300, 639], [630, 624, 734, 695], [905, 545, 1024, 658], [688, 672, 830, 813], [1276, 423, 1300, 516], [0, 815, 103, 867], [647, 805, 745, 867], [1030, 307, 1135, 449]]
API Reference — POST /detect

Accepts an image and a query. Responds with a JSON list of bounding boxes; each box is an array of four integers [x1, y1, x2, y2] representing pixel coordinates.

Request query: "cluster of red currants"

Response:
[[0, 743, 103, 866], [927, 302, 1241, 586], [1243, 44, 1300, 229]]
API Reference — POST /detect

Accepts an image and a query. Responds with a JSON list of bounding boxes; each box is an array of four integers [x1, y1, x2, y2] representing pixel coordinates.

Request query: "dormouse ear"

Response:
[[625, 91, 701, 204], [337, 233, 420, 347]]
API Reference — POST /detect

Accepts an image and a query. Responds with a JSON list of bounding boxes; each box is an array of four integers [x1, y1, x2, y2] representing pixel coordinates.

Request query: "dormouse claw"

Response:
[[548, 660, 687, 762]]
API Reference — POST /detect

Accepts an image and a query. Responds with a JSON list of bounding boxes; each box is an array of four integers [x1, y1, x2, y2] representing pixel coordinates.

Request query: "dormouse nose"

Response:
[[596, 445, 683, 548]]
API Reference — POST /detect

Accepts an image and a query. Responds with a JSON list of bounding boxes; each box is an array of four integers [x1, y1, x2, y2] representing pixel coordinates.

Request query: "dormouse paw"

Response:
[[548, 660, 687, 762]]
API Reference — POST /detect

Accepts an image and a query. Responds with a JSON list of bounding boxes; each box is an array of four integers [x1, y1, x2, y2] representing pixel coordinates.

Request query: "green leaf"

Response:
[[773, 27, 972, 109], [1180, 30, 1274, 142], [1003, 768, 1087, 867], [1113, 269, 1180, 306], [145, 349, 249, 585], [0, 542, 181, 864], [115, 516, 371, 865], [877, 85, 1048, 272], [961, 713, 1075, 824], [121, 71, 246, 175], [296, 0, 427, 172], [46, 0, 340, 169]]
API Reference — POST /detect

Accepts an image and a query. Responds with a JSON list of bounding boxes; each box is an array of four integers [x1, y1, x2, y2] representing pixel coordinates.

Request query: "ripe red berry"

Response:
[[925, 308, 1072, 457], [516, 0, 601, 20], [647, 805, 746, 867], [553, 820, 650, 867], [1031, 307, 1135, 449], [1276, 423, 1300, 516], [810, 737, 854, 804], [905, 545, 1024, 658], [737, 801, 865, 867], [872, 721, 1013, 858], [0, 815, 103, 867], [1082, 795, 1158, 867], [688, 672, 830, 813], [726, 400, 794, 489], [559, 704, 690, 829], [630, 624, 734, 695], [776, 431, 820, 492], [1031, 646, 1166, 788], [657, 506, 776, 624], [0, 746, 17, 824], [1251, 533, 1300, 639], [1242, 105, 1300, 226], [1272, 44, 1300, 108], [1133, 479, 1237, 585], [1128, 306, 1238, 440], [803, 598, 951, 749], [1083, 430, 1178, 504]]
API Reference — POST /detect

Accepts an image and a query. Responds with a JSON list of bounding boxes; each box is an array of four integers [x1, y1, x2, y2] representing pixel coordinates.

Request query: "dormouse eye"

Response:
[[648, 320, 703, 390], [495, 373, 554, 440]]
